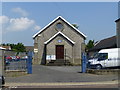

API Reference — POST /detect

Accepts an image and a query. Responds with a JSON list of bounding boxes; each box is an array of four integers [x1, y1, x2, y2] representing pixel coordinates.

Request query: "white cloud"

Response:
[[12, 7, 28, 16], [6, 17, 35, 31], [0, 16, 41, 32], [0, 16, 9, 24], [34, 25, 41, 30]]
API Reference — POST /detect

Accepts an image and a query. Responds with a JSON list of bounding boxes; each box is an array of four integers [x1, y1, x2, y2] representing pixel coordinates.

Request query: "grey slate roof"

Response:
[[89, 36, 117, 51]]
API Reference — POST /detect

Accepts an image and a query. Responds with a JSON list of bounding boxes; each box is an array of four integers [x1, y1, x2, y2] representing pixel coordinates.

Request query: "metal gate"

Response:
[[5, 58, 27, 71], [4, 51, 32, 74]]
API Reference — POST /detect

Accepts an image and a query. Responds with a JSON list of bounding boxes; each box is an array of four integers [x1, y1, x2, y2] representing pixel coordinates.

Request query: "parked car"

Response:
[[16, 56, 20, 59], [9, 56, 20, 61], [0, 75, 5, 85], [11, 56, 16, 59], [6, 56, 12, 60], [21, 56, 28, 59]]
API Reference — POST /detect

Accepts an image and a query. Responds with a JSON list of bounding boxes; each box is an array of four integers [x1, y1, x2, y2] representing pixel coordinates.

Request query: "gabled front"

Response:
[[33, 16, 86, 65]]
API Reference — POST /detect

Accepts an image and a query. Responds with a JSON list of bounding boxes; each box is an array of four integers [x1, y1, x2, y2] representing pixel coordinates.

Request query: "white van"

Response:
[[88, 48, 120, 69]]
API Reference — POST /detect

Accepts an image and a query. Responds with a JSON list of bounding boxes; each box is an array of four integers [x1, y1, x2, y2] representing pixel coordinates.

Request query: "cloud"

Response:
[[6, 17, 35, 31], [12, 7, 28, 17], [0, 16, 41, 32], [34, 25, 41, 30], [0, 16, 9, 24]]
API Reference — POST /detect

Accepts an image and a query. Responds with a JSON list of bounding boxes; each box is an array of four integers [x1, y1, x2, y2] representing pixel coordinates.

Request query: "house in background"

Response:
[[88, 18, 120, 58], [0, 47, 6, 50], [88, 36, 117, 58], [1, 46, 11, 51], [33, 16, 86, 65], [0, 46, 16, 56], [0, 46, 33, 58]]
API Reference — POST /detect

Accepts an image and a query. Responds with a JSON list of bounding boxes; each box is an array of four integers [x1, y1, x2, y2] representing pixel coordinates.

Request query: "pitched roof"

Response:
[[0, 47, 6, 50], [44, 31, 75, 45], [89, 36, 117, 51], [2, 46, 11, 50], [33, 16, 87, 39]]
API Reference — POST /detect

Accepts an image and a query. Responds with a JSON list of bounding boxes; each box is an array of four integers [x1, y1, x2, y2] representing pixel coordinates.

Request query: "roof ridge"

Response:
[[32, 16, 86, 39]]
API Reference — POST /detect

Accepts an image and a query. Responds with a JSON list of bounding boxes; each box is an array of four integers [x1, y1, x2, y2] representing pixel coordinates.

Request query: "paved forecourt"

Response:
[[5, 65, 119, 87]]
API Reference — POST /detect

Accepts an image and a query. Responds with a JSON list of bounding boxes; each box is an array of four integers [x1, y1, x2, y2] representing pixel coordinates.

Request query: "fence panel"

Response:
[[5, 58, 27, 71]]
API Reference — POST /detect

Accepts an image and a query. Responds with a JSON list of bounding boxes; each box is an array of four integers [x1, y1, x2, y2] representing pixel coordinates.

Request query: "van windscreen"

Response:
[[93, 53, 108, 59], [98, 53, 108, 60]]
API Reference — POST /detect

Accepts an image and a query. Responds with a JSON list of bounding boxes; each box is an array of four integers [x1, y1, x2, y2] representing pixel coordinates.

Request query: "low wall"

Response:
[[86, 69, 120, 75], [5, 70, 27, 77]]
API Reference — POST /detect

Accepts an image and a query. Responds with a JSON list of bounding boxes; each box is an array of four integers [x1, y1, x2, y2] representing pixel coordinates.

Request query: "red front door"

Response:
[[56, 45, 64, 59]]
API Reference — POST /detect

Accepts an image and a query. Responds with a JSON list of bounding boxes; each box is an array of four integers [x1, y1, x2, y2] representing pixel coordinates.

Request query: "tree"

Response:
[[72, 24, 79, 29], [86, 40, 94, 51], [2, 43, 26, 54], [1, 43, 5, 46], [11, 43, 26, 52]]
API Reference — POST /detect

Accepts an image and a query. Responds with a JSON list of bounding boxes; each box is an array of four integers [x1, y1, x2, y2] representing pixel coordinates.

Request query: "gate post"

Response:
[[27, 51, 32, 74], [82, 52, 87, 73]]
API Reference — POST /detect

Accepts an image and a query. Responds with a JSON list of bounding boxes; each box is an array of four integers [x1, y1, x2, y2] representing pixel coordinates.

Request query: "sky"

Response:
[[0, 2, 119, 46]]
